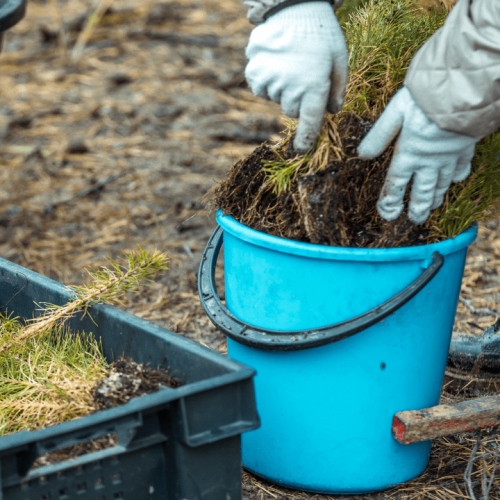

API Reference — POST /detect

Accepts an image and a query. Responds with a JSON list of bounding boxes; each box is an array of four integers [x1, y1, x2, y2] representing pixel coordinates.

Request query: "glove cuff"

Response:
[[263, 0, 336, 21]]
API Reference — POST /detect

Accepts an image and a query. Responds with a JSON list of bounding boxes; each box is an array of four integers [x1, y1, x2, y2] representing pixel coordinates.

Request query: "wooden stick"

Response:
[[71, 0, 115, 63], [393, 395, 500, 444]]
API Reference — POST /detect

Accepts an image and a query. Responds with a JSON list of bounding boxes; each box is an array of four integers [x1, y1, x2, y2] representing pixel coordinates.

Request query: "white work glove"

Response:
[[245, 1, 348, 153], [358, 87, 479, 225]]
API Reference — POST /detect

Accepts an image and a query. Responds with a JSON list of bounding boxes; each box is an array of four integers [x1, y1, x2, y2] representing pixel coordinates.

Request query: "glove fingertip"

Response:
[[430, 195, 444, 211], [408, 208, 430, 226], [326, 97, 343, 115], [357, 139, 378, 160], [376, 199, 403, 222], [293, 134, 315, 154], [452, 163, 472, 183]]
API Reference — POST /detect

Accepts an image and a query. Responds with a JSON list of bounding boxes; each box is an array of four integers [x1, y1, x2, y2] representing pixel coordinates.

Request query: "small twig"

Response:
[[182, 244, 196, 267], [176, 214, 196, 228], [129, 31, 219, 47], [460, 297, 498, 317], [252, 481, 278, 499], [71, 0, 115, 63], [465, 433, 499, 500]]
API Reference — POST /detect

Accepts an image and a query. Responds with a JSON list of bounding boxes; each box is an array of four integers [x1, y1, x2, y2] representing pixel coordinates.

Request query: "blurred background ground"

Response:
[[1, 0, 500, 499], [0, 0, 284, 353]]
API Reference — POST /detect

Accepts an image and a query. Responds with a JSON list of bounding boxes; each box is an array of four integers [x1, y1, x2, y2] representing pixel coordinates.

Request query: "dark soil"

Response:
[[213, 114, 432, 248], [94, 357, 181, 409], [32, 434, 118, 469], [32, 358, 180, 469]]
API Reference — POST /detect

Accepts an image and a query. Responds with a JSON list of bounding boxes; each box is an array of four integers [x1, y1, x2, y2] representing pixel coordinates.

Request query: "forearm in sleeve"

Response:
[[405, 0, 500, 139]]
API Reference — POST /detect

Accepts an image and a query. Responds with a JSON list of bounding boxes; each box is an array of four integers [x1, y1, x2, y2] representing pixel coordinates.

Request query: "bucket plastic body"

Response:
[[217, 212, 477, 494]]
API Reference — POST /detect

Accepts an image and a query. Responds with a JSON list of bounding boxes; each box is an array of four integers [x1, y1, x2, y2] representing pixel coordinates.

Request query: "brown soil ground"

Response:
[[2, 0, 500, 498]]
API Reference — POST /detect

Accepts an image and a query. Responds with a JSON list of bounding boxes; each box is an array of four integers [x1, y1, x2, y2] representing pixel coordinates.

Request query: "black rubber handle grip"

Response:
[[198, 225, 445, 351], [0, 0, 26, 32]]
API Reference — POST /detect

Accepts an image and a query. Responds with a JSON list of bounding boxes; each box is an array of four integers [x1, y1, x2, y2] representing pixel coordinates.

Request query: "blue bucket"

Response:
[[199, 212, 477, 494]]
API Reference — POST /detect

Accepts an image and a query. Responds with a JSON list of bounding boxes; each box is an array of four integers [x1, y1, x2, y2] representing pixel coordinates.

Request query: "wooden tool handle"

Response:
[[393, 395, 500, 444]]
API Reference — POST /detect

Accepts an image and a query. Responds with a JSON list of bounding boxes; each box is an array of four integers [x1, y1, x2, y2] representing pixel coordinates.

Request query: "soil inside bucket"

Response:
[[31, 358, 181, 469], [211, 113, 432, 249]]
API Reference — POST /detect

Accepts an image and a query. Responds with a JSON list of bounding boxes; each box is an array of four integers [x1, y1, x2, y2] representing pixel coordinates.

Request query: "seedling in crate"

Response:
[[1, 246, 169, 352], [0, 246, 170, 436], [0, 255, 258, 500]]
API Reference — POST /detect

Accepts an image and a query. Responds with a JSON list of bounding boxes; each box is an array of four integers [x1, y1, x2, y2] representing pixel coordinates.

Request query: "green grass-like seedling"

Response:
[[262, 152, 312, 195], [342, 0, 447, 118], [0, 320, 109, 435], [5, 246, 169, 354], [428, 133, 500, 241], [0, 246, 169, 435]]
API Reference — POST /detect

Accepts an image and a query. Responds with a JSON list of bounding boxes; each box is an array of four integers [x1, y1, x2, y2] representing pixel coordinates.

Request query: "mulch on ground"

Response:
[[1, 0, 500, 498]]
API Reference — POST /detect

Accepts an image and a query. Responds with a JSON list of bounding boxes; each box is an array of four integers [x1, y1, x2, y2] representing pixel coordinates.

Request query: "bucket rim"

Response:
[[216, 211, 477, 262]]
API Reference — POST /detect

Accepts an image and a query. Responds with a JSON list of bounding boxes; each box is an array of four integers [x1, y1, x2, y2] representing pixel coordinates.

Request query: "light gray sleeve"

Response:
[[244, 0, 343, 25], [405, 0, 500, 139]]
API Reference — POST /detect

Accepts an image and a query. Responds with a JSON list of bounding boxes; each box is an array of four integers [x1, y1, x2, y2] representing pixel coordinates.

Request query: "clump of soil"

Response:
[[212, 113, 432, 248], [94, 357, 181, 409], [32, 358, 181, 469]]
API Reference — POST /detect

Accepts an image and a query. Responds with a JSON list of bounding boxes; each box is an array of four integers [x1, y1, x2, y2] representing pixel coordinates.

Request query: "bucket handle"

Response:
[[198, 225, 444, 351]]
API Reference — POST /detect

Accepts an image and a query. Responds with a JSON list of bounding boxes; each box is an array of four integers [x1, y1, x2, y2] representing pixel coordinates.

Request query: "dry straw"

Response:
[[71, 0, 116, 63]]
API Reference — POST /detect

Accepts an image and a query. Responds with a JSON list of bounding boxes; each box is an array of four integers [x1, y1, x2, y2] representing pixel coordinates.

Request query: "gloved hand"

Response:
[[245, 1, 348, 153], [357, 86, 479, 225]]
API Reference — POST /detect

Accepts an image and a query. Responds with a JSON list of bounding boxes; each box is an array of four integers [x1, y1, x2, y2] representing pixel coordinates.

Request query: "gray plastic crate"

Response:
[[0, 257, 259, 500]]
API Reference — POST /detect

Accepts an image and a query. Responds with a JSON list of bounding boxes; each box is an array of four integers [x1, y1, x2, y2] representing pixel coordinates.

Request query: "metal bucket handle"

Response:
[[198, 225, 444, 351]]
